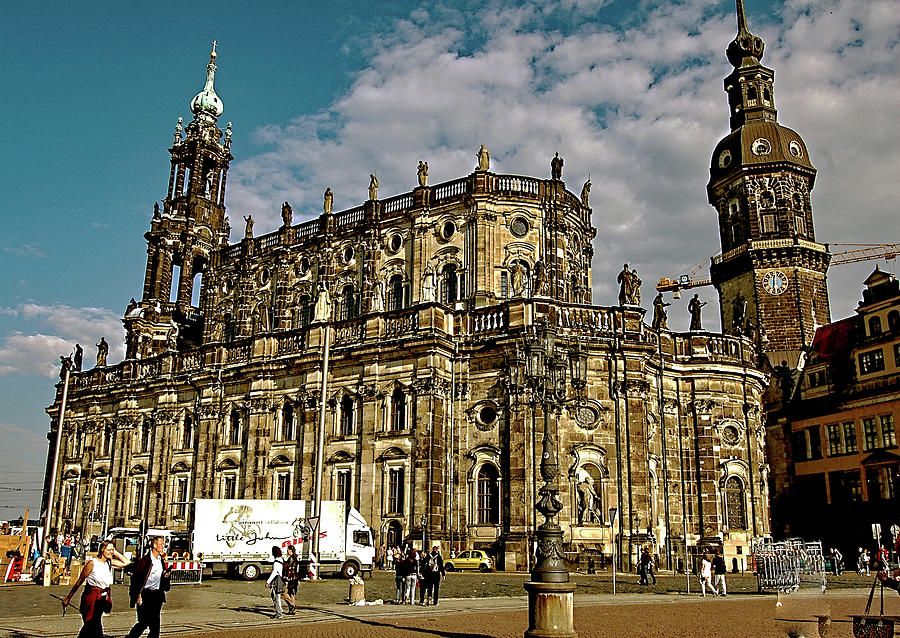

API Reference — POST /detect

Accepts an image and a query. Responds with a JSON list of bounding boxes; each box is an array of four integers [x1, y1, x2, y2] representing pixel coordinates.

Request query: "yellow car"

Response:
[[445, 550, 494, 572]]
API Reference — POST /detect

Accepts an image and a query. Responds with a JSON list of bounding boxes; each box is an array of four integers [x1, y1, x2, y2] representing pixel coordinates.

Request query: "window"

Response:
[[829, 470, 862, 506], [388, 275, 404, 311], [500, 271, 509, 298], [132, 479, 145, 518], [869, 316, 883, 336], [281, 403, 294, 441], [341, 285, 357, 321], [228, 409, 242, 446], [807, 426, 822, 460], [140, 419, 152, 453], [889, 311, 900, 333], [336, 469, 351, 508], [92, 480, 107, 521], [276, 472, 290, 500], [731, 222, 743, 245], [881, 415, 896, 448], [760, 213, 777, 233], [441, 264, 458, 305], [863, 418, 879, 451], [724, 476, 746, 530], [895, 344, 900, 367], [866, 466, 898, 502], [476, 464, 500, 525], [859, 349, 885, 375], [387, 467, 404, 514], [63, 482, 77, 518], [340, 396, 356, 436], [747, 86, 758, 103], [827, 424, 843, 456], [101, 427, 113, 457], [174, 477, 188, 519], [390, 389, 406, 432], [843, 422, 858, 453], [794, 215, 806, 236], [182, 414, 193, 449], [223, 474, 237, 499]]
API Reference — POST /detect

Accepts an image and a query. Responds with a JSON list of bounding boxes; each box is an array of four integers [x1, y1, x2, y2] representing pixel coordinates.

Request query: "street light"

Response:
[[421, 514, 427, 552], [515, 322, 582, 638]]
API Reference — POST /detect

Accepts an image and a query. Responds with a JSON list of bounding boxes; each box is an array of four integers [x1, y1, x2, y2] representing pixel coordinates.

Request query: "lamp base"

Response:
[[524, 580, 577, 638]]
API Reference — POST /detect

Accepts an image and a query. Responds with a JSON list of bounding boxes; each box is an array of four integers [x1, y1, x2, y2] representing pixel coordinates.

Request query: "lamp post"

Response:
[[421, 514, 427, 552], [514, 322, 582, 638]]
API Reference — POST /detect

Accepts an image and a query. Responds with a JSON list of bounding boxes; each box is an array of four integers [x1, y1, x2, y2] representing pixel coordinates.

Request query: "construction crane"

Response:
[[656, 243, 899, 297]]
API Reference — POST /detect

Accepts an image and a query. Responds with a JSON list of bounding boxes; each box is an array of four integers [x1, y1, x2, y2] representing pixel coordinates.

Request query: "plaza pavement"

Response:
[[0, 570, 889, 637]]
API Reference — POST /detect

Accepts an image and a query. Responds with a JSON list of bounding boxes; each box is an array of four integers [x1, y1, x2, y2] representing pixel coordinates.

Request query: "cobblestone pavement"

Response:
[[0, 570, 881, 637]]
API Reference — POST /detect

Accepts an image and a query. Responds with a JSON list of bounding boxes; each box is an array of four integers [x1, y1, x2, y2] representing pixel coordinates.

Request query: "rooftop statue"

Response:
[[281, 201, 293, 228], [243, 215, 254, 239], [368, 174, 379, 201], [688, 293, 707, 331], [324, 187, 333, 215], [581, 178, 591, 208], [476, 145, 490, 171], [651, 293, 670, 330], [551, 152, 563, 180], [96, 337, 109, 367], [417, 161, 428, 187]]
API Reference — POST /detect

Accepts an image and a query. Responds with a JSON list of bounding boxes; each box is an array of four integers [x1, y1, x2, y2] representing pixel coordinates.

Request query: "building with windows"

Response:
[[770, 268, 900, 546], [45, 21, 773, 572]]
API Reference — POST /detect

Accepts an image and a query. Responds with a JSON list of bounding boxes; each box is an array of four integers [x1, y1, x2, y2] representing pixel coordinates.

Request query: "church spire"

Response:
[[190, 41, 224, 123], [726, 0, 765, 68]]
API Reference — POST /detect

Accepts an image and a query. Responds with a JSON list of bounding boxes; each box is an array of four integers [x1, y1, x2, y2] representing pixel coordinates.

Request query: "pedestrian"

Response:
[[699, 553, 716, 597], [712, 548, 727, 596], [876, 545, 890, 571], [404, 550, 419, 605], [858, 548, 867, 575], [394, 548, 407, 603], [864, 549, 871, 575], [265, 546, 286, 618], [62, 540, 129, 638], [124, 535, 171, 638], [639, 547, 655, 585], [830, 547, 842, 576], [420, 545, 446, 606], [282, 544, 298, 614]]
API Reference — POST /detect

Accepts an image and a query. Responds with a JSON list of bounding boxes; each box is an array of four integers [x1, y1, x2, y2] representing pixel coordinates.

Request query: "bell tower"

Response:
[[707, 1, 830, 366], [126, 42, 233, 358]]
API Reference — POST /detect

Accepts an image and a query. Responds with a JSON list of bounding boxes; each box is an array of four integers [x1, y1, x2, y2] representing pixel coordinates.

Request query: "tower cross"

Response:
[[211, 40, 218, 55], [735, 0, 748, 33]]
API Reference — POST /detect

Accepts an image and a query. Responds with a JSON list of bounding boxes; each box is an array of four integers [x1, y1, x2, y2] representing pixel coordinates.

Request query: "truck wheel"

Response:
[[341, 561, 360, 579], [241, 563, 261, 580]]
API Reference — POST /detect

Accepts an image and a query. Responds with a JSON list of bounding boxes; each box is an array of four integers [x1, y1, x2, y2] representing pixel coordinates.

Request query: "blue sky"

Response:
[[2, 0, 898, 518]]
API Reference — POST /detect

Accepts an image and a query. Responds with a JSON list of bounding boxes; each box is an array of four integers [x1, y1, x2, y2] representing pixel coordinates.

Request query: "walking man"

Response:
[[712, 548, 727, 596], [125, 535, 170, 638], [420, 545, 446, 606]]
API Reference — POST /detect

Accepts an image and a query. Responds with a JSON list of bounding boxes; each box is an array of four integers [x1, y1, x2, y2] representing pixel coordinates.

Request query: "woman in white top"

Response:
[[265, 545, 285, 618], [63, 539, 129, 638], [699, 554, 716, 597]]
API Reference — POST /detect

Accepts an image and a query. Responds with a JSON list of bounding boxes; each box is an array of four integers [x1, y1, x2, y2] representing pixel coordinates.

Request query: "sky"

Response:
[[1, 0, 898, 519]]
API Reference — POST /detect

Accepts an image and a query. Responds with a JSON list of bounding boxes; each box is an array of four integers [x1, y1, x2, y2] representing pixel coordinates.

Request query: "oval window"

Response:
[[342, 246, 355, 264], [388, 234, 403, 253], [297, 257, 310, 276], [510, 217, 530, 238], [441, 220, 456, 240]]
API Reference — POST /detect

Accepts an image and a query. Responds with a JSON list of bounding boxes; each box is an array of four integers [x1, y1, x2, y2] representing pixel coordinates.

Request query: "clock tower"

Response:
[[708, 0, 830, 365]]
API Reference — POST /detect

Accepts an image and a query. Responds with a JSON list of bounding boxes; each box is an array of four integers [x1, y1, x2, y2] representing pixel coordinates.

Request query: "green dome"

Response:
[[191, 47, 223, 122]]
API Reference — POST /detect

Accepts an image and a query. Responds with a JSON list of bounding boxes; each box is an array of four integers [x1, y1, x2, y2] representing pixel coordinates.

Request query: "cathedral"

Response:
[[43, 6, 794, 573]]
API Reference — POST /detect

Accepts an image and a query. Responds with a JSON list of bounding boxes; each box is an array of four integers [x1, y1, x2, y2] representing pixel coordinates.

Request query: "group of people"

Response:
[[830, 544, 892, 577], [392, 545, 447, 606], [266, 544, 300, 618], [63, 535, 171, 638], [698, 549, 728, 597]]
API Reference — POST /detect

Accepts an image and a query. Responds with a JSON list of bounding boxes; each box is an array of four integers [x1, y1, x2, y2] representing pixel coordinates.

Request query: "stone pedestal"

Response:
[[523, 581, 577, 638]]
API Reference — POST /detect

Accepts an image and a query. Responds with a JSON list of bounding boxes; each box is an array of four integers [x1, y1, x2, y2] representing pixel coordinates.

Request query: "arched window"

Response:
[[281, 403, 294, 441], [386, 520, 403, 548], [228, 409, 242, 446], [869, 316, 883, 336], [747, 86, 758, 102], [576, 463, 605, 525], [390, 388, 406, 431], [181, 414, 193, 449], [763, 87, 771, 103], [223, 313, 235, 343], [477, 464, 500, 525], [441, 264, 458, 305], [888, 310, 900, 333], [341, 285, 357, 321], [725, 476, 746, 530], [140, 419, 152, 453], [340, 396, 356, 436], [388, 275, 404, 311]]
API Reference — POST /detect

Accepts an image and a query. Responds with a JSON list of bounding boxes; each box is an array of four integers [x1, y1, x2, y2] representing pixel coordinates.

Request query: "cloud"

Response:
[[224, 0, 898, 330], [2, 243, 46, 258], [0, 304, 124, 377]]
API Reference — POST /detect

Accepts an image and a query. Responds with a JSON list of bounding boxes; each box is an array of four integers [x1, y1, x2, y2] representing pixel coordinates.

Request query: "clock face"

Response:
[[762, 270, 788, 295]]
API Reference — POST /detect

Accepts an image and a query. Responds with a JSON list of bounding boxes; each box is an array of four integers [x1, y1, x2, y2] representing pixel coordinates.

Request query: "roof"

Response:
[[809, 316, 857, 362]]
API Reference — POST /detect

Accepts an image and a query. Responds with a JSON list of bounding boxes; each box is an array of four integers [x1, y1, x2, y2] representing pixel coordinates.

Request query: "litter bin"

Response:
[[349, 580, 365, 604]]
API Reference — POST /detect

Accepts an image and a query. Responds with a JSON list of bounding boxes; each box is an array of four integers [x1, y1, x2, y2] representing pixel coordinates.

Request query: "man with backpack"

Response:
[[419, 545, 446, 606]]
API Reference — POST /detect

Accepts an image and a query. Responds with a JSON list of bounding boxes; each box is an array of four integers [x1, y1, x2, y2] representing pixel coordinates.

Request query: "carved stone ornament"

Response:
[[691, 399, 717, 414], [662, 398, 679, 414]]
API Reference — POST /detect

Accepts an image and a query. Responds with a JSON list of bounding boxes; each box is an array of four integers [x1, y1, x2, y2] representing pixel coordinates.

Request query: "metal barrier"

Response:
[[168, 561, 203, 585], [751, 538, 826, 593]]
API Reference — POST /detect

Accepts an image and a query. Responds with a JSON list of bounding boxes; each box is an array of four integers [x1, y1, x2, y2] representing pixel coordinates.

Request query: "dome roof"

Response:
[[190, 46, 223, 122], [709, 120, 815, 183]]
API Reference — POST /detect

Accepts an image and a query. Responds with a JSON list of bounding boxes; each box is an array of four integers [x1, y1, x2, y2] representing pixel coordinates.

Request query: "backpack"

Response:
[[428, 554, 438, 572]]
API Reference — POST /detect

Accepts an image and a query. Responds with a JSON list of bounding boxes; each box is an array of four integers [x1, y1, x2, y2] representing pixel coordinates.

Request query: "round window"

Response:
[[722, 425, 740, 445], [342, 246, 355, 264], [441, 220, 456, 240], [297, 257, 310, 276], [510, 217, 530, 238], [751, 138, 771, 156], [789, 141, 803, 158], [718, 149, 732, 169], [388, 234, 403, 253], [475, 404, 498, 430], [260, 268, 270, 284]]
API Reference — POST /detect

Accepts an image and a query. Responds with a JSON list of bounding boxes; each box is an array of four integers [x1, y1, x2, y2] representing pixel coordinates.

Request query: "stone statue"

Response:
[[371, 280, 385, 313], [617, 263, 633, 305], [417, 161, 428, 187], [281, 201, 293, 227], [476, 144, 490, 171], [166, 325, 178, 351], [651, 293, 670, 330], [576, 476, 602, 524], [96, 337, 108, 367], [551, 152, 563, 180], [732, 293, 747, 335], [631, 268, 642, 306], [73, 344, 83, 371], [510, 261, 527, 297], [324, 187, 333, 215], [59, 355, 72, 381], [313, 283, 331, 322], [368, 174, 379, 201], [126, 298, 138, 315], [533, 259, 548, 297], [153, 201, 160, 218], [422, 269, 436, 303], [243, 215, 254, 239], [580, 178, 591, 207], [774, 360, 795, 402], [688, 293, 706, 331]]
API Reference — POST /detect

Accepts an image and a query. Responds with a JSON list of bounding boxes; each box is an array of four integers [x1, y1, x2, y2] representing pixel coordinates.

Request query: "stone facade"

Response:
[[45, 46, 770, 572]]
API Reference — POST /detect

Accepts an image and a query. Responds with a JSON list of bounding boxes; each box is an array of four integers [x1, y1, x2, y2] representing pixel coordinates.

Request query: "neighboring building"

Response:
[[45, 30, 772, 571], [770, 268, 900, 548]]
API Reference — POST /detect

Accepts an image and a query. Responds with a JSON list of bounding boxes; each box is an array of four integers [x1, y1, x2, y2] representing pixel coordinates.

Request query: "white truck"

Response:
[[192, 499, 374, 580]]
